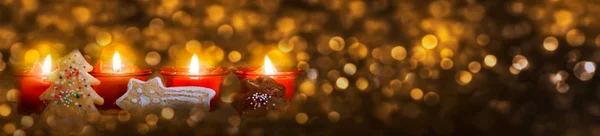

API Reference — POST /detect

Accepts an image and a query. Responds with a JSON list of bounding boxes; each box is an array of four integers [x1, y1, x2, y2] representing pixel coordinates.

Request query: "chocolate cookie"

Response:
[[232, 76, 288, 117]]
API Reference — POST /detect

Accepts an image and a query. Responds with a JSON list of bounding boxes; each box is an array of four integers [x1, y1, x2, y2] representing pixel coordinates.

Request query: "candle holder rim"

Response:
[[89, 69, 153, 77], [159, 66, 230, 76], [13, 69, 46, 77], [234, 67, 304, 76]]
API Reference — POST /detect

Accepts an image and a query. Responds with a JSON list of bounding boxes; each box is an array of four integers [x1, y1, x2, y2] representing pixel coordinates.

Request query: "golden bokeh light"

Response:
[[329, 36, 345, 51], [300, 80, 316, 96], [336, 77, 349, 90], [13, 129, 24, 136], [422, 34, 438, 49], [296, 113, 309, 125], [72, 6, 91, 24], [424, 92, 440, 106], [146, 114, 159, 126], [512, 55, 529, 70], [410, 88, 424, 101], [477, 34, 490, 46], [566, 29, 585, 46], [574, 61, 596, 81], [556, 81, 569, 93], [161, 107, 175, 120], [206, 5, 225, 23], [21, 116, 33, 128], [412, 47, 427, 61], [297, 61, 310, 71], [550, 71, 568, 84], [468, 61, 481, 73], [348, 42, 368, 59], [328, 111, 340, 123], [278, 39, 294, 53], [440, 58, 454, 70], [118, 110, 131, 122], [185, 40, 202, 53], [382, 86, 394, 98], [596, 35, 600, 47], [6, 89, 17, 102], [137, 124, 150, 134], [456, 71, 473, 85], [0, 104, 10, 117], [3, 123, 15, 134], [145, 51, 161, 66], [389, 79, 402, 91], [391, 46, 407, 60], [356, 77, 369, 91], [227, 51, 241, 63], [543, 37, 559, 51], [217, 24, 234, 39], [440, 48, 454, 58], [96, 31, 112, 46], [343, 63, 357, 75], [484, 55, 497, 67], [24, 49, 40, 65], [296, 52, 310, 62], [322, 83, 333, 95], [276, 17, 296, 35]]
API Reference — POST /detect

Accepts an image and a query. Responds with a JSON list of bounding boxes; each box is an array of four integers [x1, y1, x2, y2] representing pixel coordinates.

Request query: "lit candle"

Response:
[[14, 55, 53, 114], [235, 55, 303, 100], [90, 52, 151, 113], [159, 54, 229, 111]]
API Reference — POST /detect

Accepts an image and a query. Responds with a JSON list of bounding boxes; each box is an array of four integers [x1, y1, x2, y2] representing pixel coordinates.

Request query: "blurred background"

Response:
[[1, 0, 600, 135]]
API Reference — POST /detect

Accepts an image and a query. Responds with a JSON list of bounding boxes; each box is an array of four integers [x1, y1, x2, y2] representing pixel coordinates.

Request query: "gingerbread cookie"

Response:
[[39, 50, 104, 135], [116, 77, 215, 114], [232, 76, 288, 117]]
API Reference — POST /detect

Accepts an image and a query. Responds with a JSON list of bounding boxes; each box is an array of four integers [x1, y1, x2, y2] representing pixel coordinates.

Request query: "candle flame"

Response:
[[189, 54, 200, 74], [113, 52, 122, 73], [263, 55, 277, 74], [42, 55, 51, 75]]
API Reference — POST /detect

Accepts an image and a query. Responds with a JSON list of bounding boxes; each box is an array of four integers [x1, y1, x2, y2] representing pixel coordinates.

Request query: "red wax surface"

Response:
[[90, 61, 152, 111], [160, 67, 229, 111], [13, 63, 55, 114], [90, 74, 150, 110], [235, 67, 303, 100], [14, 75, 50, 114]]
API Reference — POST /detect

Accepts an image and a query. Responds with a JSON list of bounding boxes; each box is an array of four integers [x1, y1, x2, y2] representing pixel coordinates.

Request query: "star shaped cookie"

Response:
[[116, 77, 215, 113]]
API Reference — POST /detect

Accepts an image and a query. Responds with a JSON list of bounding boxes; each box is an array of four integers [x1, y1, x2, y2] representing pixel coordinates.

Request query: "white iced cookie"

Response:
[[116, 77, 215, 114]]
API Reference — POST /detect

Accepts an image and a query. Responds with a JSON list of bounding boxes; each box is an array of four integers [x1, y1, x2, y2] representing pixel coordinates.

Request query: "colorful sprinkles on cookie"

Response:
[[247, 92, 274, 110], [38, 50, 104, 134], [42, 52, 98, 113]]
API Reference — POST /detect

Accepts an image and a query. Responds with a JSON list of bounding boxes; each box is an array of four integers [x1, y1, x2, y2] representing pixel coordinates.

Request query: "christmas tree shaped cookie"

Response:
[[39, 50, 104, 134]]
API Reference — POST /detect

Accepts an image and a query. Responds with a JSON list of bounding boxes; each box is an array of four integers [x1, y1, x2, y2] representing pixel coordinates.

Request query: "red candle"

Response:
[[89, 52, 151, 112], [159, 54, 229, 111], [234, 56, 303, 100], [13, 55, 54, 114]]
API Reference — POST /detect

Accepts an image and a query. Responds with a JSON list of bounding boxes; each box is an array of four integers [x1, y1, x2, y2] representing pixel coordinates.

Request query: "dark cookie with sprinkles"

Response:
[[232, 76, 288, 117]]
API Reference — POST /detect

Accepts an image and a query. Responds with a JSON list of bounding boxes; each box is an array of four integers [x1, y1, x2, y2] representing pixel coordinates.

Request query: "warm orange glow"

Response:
[[189, 54, 200, 74], [113, 52, 122, 73], [42, 55, 51, 75], [263, 55, 277, 74]]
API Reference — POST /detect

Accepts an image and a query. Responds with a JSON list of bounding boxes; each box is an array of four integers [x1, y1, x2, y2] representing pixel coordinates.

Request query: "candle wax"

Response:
[[16, 76, 50, 114], [160, 67, 229, 111], [92, 76, 149, 110], [90, 62, 151, 113]]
